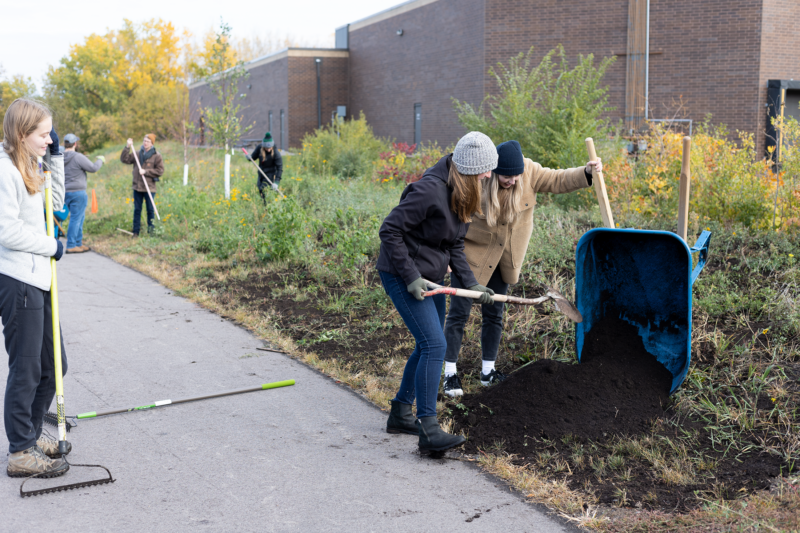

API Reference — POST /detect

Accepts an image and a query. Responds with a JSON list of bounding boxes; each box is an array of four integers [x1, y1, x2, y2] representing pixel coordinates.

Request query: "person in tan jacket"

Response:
[[120, 134, 164, 235], [442, 140, 601, 397]]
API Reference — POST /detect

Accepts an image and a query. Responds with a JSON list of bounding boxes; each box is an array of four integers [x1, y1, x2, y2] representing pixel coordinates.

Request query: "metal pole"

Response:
[[645, 0, 650, 121], [315, 58, 322, 129]]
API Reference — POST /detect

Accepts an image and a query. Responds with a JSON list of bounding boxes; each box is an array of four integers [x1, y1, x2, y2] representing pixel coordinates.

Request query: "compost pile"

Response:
[[453, 315, 674, 456]]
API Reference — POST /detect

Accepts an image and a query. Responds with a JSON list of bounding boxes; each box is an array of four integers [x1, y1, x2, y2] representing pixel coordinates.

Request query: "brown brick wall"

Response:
[[648, 0, 763, 144], [240, 56, 290, 149], [484, 0, 765, 147], [188, 56, 289, 148], [484, 0, 629, 140], [288, 55, 349, 149], [348, 0, 486, 147], [758, 0, 800, 151]]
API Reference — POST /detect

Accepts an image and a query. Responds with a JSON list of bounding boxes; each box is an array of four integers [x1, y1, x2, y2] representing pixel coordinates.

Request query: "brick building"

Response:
[[189, 0, 800, 154]]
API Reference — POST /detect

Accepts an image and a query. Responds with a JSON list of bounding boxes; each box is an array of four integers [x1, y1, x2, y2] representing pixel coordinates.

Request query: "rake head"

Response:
[[43, 411, 76, 432]]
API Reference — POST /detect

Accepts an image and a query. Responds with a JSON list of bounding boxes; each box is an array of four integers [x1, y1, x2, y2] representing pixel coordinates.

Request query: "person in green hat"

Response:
[[245, 132, 282, 203]]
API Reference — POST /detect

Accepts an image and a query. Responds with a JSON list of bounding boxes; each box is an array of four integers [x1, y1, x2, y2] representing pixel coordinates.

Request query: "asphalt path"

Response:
[[1, 251, 574, 532]]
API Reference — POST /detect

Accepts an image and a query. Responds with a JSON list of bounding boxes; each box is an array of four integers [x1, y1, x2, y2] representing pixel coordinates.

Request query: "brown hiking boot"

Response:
[[7, 446, 69, 478], [78, 245, 91, 252], [36, 433, 72, 458], [66, 246, 84, 253]]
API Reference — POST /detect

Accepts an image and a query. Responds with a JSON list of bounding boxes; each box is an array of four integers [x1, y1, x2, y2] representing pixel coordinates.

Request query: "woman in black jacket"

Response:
[[377, 131, 498, 455], [247, 132, 282, 202]]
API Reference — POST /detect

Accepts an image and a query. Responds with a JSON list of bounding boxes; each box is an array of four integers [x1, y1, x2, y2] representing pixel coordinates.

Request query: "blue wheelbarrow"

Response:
[[574, 229, 712, 394]]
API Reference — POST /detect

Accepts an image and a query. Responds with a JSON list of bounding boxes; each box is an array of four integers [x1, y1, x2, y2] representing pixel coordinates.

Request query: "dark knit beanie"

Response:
[[262, 132, 275, 148], [494, 140, 525, 176]]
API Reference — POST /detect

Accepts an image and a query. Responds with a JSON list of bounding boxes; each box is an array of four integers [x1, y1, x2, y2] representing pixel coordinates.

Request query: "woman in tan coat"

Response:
[[442, 140, 601, 397]]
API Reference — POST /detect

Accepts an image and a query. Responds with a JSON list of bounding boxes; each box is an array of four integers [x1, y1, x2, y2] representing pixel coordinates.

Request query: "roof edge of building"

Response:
[[348, 0, 440, 32], [188, 48, 350, 89]]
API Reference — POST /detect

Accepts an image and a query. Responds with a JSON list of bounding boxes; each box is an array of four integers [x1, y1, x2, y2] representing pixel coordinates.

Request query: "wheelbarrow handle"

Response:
[[690, 230, 712, 285]]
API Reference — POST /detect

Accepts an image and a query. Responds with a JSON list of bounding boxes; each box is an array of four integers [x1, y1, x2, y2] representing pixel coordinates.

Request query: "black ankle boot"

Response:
[[417, 416, 466, 453], [386, 400, 418, 435]]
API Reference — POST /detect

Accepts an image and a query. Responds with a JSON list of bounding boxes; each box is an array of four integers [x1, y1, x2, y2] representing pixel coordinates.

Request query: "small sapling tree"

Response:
[[198, 20, 252, 198]]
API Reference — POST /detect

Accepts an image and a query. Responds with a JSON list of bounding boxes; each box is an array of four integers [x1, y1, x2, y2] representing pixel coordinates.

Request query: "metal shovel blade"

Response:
[[545, 288, 583, 323]]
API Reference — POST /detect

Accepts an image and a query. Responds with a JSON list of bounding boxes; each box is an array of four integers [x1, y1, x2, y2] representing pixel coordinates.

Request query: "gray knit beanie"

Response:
[[452, 132, 498, 175]]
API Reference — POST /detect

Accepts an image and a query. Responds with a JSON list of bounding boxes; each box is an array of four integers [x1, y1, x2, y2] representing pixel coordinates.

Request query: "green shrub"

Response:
[[454, 45, 616, 172], [255, 196, 310, 261], [318, 207, 381, 267], [298, 112, 389, 179]]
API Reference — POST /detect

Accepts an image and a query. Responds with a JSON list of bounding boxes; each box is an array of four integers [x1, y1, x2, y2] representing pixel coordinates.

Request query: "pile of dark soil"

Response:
[[453, 315, 673, 453], [451, 315, 787, 510]]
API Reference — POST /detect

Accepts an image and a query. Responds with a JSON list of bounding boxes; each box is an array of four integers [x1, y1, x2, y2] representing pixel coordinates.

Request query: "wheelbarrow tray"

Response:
[[575, 229, 711, 394]]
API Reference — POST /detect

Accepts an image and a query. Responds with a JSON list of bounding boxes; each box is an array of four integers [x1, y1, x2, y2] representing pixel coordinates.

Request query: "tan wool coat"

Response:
[[464, 158, 590, 286]]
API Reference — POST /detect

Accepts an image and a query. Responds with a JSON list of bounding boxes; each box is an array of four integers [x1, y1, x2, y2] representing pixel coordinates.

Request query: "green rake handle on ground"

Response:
[[75, 379, 295, 419]]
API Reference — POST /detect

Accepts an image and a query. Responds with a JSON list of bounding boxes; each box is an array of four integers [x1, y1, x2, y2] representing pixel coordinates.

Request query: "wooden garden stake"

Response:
[[585, 138, 615, 228], [677, 136, 692, 242]]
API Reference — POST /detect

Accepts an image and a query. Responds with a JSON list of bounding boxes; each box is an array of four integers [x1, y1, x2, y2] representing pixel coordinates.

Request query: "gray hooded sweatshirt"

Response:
[[0, 146, 60, 291], [64, 150, 103, 192]]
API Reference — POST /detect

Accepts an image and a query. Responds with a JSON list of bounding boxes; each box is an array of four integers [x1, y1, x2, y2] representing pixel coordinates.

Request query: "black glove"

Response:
[[406, 277, 428, 301], [49, 129, 60, 156], [54, 240, 64, 261], [468, 284, 495, 305]]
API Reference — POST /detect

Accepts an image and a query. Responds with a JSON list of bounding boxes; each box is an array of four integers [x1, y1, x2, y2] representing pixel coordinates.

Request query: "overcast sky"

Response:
[[0, 0, 403, 88]]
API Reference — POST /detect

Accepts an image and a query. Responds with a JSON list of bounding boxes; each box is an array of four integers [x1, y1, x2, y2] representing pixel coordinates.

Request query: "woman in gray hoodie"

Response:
[[0, 99, 68, 478]]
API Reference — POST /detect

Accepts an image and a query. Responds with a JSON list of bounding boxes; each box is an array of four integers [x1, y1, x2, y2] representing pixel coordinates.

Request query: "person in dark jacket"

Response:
[[378, 131, 498, 455], [62, 133, 104, 252], [121, 134, 164, 235], [246, 132, 282, 202]]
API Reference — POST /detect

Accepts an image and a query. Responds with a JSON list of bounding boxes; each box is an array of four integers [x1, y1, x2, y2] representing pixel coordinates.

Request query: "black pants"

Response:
[[444, 267, 509, 364], [0, 274, 67, 453], [133, 190, 156, 234], [257, 173, 279, 203]]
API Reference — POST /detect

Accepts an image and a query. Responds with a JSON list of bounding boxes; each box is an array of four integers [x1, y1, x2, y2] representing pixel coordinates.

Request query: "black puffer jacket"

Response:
[[377, 154, 478, 288], [248, 144, 282, 179]]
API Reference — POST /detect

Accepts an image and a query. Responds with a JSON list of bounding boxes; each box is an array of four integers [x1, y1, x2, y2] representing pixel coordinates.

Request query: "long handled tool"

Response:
[[129, 143, 161, 220], [677, 136, 692, 242], [585, 137, 615, 229], [422, 280, 582, 323], [241, 147, 276, 189], [26, 153, 115, 497], [45, 380, 295, 426], [42, 151, 68, 454]]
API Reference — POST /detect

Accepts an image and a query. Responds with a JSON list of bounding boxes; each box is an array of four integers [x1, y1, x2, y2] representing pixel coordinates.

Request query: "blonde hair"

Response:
[[448, 164, 483, 223], [2, 99, 50, 195], [481, 172, 524, 227]]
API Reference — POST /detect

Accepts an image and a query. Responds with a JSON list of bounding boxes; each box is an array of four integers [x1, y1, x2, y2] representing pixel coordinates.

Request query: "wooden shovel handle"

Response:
[[677, 136, 692, 242], [585, 138, 615, 229], [422, 282, 549, 305]]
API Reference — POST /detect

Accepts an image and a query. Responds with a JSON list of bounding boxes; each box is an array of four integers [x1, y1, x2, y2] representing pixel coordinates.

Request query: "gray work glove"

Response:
[[407, 277, 428, 301], [468, 284, 495, 305]]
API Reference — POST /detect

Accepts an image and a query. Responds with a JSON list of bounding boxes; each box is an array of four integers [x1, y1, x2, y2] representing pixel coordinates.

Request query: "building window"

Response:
[[414, 103, 422, 146], [268, 111, 273, 135]]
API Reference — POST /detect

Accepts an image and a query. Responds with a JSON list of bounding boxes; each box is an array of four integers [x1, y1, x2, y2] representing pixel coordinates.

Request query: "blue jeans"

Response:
[[444, 267, 509, 363], [64, 191, 88, 248], [133, 190, 156, 234], [380, 271, 446, 418]]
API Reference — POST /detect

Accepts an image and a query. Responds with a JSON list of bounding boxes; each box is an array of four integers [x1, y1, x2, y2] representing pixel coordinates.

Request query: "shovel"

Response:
[[422, 280, 582, 323]]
